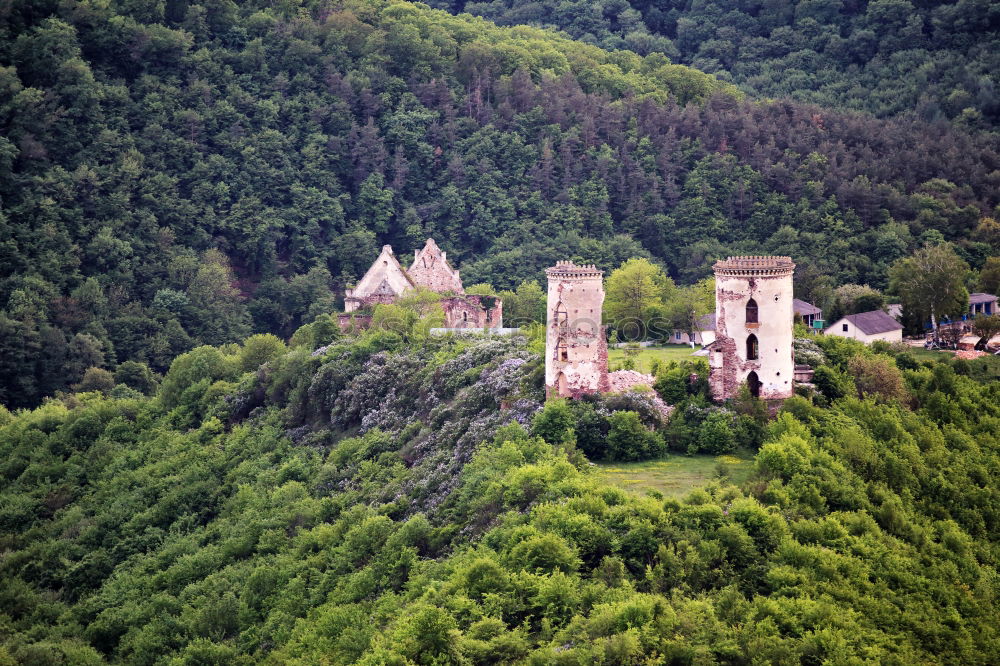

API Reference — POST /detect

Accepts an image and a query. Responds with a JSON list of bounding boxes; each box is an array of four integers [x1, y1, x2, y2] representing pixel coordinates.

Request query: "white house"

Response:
[[669, 313, 716, 346], [826, 310, 903, 344]]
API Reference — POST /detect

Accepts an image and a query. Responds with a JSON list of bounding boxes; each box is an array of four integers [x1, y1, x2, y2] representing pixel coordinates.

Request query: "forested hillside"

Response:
[[2, 0, 999, 408], [2, 328, 999, 663], [440, 0, 1000, 124]]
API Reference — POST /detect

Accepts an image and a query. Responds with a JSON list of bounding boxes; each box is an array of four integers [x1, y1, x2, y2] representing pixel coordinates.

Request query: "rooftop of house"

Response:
[[969, 292, 998, 304], [841, 309, 904, 335], [793, 298, 821, 315]]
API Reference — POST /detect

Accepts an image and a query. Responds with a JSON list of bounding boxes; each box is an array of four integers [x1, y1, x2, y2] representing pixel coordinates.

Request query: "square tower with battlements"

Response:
[[545, 261, 609, 397], [708, 256, 795, 401]]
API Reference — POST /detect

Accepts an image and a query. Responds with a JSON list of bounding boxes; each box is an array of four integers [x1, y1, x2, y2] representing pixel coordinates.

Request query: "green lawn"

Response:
[[595, 449, 756, 499], [906, 348, 956, 362], [608, 344, 702, 374]]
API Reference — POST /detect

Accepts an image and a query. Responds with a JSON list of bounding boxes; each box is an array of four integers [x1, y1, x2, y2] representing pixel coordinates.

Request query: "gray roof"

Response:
[[842, 310, 903, 335], [969, 292, 997, 304], [696, 313, 716, 331], [793, 298, 821, 316]]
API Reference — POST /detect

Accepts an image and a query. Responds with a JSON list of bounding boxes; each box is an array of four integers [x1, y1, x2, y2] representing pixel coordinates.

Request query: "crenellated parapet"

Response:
[[713, 255, 795, 278]]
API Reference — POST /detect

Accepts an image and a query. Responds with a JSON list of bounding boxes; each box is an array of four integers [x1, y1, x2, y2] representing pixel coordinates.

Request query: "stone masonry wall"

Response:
[[545, 262, 609, 398], [709, 257, 795, 401], [441, 295, 503, 328], [408, 238, 464, 293]]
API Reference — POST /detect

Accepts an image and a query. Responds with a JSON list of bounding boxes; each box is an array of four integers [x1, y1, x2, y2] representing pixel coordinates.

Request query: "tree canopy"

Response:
[[1, 0, 999, 407], [2, 327, 1000, 662]]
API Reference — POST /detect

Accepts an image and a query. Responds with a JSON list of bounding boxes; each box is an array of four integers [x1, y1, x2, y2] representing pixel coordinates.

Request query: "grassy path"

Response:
[[595, 449, 755, 498]]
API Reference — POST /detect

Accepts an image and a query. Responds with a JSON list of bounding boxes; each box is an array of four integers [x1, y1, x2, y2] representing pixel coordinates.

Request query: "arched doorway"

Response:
[[746, 371, 761, 398], [556, 371, 569, 396]]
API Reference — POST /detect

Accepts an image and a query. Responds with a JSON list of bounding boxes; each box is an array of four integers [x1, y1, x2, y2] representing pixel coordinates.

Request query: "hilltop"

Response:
[[2, 0, 999, 408], [442, 0, 1000, 124]]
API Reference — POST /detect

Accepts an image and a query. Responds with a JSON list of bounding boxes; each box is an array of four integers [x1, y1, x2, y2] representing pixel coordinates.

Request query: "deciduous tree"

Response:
[[888, 244, 969, 339]]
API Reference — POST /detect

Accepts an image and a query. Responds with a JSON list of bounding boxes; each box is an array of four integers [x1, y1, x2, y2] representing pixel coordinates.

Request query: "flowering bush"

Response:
[[793, 338, 827, 368]]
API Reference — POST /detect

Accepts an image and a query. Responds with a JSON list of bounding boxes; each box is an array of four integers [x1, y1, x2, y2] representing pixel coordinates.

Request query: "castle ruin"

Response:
[[341, 238, 502, 329], [407, 237, 464, 293], [545, 261, 609, 397], [707, 256, 795, 401], [344, 244, 414, 313]]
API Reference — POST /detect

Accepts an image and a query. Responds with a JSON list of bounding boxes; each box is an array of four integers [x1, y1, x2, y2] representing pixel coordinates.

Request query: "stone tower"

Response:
[[709, 256, 795, 401], [545, 261, 609, 398]]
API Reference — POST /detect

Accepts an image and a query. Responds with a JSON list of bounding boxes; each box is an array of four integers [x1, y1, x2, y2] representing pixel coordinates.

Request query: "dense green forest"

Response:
[[3, 1, 1000, 664], [436, 0, 1000, 125], [1, 0, 999, 407], [2, 324, 999, 663]]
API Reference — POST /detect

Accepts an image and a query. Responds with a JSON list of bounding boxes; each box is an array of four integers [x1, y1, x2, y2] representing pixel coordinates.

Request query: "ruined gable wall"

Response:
[[409, 239, 464, 293], [345, 245, 413, 311]]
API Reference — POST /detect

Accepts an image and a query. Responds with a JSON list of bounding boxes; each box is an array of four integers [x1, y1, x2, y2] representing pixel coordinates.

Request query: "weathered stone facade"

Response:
[[344, 245, 414, 313], [341, 238, 502, 330], [708, 256, 795, 402], [441, 295, 503, 329], [407, 238, 464, 293], [545, 261, 609, 398]]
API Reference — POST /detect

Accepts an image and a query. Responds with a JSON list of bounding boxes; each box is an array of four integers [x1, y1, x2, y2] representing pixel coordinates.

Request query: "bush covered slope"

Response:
[[2, 331, 999, 663], [2, 0, 999, 407]]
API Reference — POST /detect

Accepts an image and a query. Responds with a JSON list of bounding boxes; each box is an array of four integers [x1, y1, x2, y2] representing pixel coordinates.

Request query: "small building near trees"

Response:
[[825, 310, 903, 344], [668, 313, 716, 345], [968, 293, 997, 316], [793, 298, 822, 328]]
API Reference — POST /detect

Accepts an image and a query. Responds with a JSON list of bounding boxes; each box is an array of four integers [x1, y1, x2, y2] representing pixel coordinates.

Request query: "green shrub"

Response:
[[606, 410, 665, 461], [693, 411, 735, 455], [813, 365, 855, 402], [532, 399, 575, 445], [114, 361, 159, 395], [238, 334, 287, 373]]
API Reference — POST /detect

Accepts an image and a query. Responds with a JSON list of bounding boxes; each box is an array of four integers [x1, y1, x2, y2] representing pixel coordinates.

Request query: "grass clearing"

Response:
[[608, 345, 702, 374], [595, 448, 756, 499], [907, 348, 957, 362]]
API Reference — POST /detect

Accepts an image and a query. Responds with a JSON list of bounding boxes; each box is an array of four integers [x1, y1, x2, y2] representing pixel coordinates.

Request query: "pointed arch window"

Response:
[[746, 298, 758, 324], [746, 334, 759, 360], [555, 302, 568, 327]]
